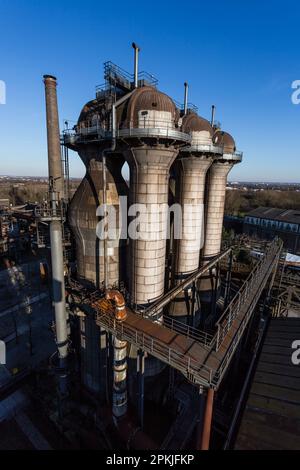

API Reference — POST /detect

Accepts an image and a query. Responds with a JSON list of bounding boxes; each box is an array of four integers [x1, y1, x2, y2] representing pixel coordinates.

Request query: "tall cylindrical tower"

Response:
[[119, 86, 190, 376], [43, 75, 65, 200], [43, 75, 68, 393], [120, 87, 190, 314], [168, 113, 216, 324], [199, 130, 242, 307]]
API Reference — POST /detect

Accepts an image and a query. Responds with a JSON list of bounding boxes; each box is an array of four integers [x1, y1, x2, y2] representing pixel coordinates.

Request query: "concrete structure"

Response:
[[168, 112, 215, 322], [199, 131, 242, 304], [67, 99, 128, 394], [120, 87, 190, 315]]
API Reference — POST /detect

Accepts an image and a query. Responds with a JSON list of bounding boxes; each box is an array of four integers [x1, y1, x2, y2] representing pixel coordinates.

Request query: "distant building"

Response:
[[244, 207, 300, 254], [0, 198, 9, 210]]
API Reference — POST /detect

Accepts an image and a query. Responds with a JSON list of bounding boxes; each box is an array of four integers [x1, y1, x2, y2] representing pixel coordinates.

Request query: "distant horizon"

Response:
[[1, 173, 300, 185]]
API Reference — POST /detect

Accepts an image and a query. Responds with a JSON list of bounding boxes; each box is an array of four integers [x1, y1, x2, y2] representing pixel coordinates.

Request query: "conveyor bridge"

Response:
[[91, 239, 282, 390]]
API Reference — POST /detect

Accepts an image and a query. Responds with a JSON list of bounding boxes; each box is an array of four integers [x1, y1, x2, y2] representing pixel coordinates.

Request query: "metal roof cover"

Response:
[[213, 130, 236, 153], [246, 207, 300, 225], [182, 112, 213, 135], [123, 86, 178, 128]]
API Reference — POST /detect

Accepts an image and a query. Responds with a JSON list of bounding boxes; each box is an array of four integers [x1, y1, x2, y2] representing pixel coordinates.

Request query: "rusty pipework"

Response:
[[105, 289, 127, 321], [200, 388, 215, 450]]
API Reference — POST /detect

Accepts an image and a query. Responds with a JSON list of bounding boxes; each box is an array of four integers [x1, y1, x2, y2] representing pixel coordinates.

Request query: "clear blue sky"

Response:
[[0, 0, 300, 182]]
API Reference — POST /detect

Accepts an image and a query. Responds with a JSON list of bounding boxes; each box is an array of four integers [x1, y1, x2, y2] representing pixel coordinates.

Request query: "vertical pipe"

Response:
[[200, 388, 215, 450], [183, 82, 188, 115], [49, 220, 68, 393], [113, 337, 128, 419], [211, 105, 215, 127], [137, 349, 145, 428], [132, 42, 140, 89], [102, 153, 108, 290], [44, 74, 68, 394], [195, 388, 206, 447], [43, 75, 64, 200]]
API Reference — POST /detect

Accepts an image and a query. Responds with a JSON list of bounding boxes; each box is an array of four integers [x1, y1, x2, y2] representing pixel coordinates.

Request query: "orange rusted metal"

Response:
[[200, 388, 215, 450], [105, 289, 127, 321]]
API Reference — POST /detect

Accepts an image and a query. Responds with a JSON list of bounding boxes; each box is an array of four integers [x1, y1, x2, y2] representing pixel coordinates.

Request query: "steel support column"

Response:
[[137, 349, 145, 429], [200, 388, 215, 450]]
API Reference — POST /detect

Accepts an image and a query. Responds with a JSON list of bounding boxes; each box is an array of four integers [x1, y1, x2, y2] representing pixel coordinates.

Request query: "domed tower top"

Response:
[[181, 112, 213, 147], [117, 86, 190, 145], [213, 130, 236, 154], [122, 86, 178, 129], [77, 98, 107, 129]]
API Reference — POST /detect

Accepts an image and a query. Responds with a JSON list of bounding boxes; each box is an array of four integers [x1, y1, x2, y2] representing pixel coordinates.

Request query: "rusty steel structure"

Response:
[[36, 44, 292, 451]]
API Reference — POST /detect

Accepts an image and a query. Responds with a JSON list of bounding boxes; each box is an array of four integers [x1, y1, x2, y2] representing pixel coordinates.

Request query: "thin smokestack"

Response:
[[211, 105, 215, 127], [43, 75, 64, 200], [184, 82, 188, 115], [132, 43, 140, 88], [43, 74, 68, 394]]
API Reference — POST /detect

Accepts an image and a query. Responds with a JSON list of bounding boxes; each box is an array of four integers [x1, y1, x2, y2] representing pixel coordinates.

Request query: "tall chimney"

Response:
[[43, 75, 64, 200], [43, 74, 68, 394]]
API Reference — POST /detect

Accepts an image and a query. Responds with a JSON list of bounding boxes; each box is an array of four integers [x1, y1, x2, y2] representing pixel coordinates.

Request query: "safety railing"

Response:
[[163, 316, 214, 348], [34, 206, 65, 220], [103, 61, 158, 88], [215, 239, 282, 351], [117, 124, 191, 142], [219, 151, 243, 162], [95, 308, 215, 388], [129, 302, 214, 348], [174, 100, 198, 113]]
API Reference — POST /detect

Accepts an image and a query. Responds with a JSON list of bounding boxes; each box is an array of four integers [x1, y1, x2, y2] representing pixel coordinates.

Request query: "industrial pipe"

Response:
[[143, 248, 231, 317], [200, 388, 215, 450], [132, 42, 140, 88], [183, 82, 188, 115], [106, 289, 127, 321], [43, 74, 68, 394], [112, 336, 128, 419], [43, 75, 64, 200], [49, 220, 68, 394], [106, 289, 128, 419], [211, 105, 215, 127]]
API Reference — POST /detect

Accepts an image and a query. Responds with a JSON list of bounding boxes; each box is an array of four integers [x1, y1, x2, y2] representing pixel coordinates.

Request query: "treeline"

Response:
[[225, 189, 300, 216], [0, 180, 80, 205]]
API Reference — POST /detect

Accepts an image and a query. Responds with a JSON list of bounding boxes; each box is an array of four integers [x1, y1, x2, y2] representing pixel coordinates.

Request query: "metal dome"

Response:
[[213, 130, 236, 154], [123, 86, 178, 128], [182, 112, 213, 135], [181, 112, 213, 148], [77, 99, 106, 125]]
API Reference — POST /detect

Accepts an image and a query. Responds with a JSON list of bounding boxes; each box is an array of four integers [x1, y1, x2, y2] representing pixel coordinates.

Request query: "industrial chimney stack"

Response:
[[43, 75, 68, 393], [43, 75, 64, 200]]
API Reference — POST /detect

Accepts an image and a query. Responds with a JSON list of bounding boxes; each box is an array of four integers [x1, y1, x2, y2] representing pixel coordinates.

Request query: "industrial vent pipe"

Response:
[[43, 74, 68, 393], [132, 42, 140, 89], [211, 105, 215, 127], [183, 82, 188, 115], [43, 75, 64, 200]]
